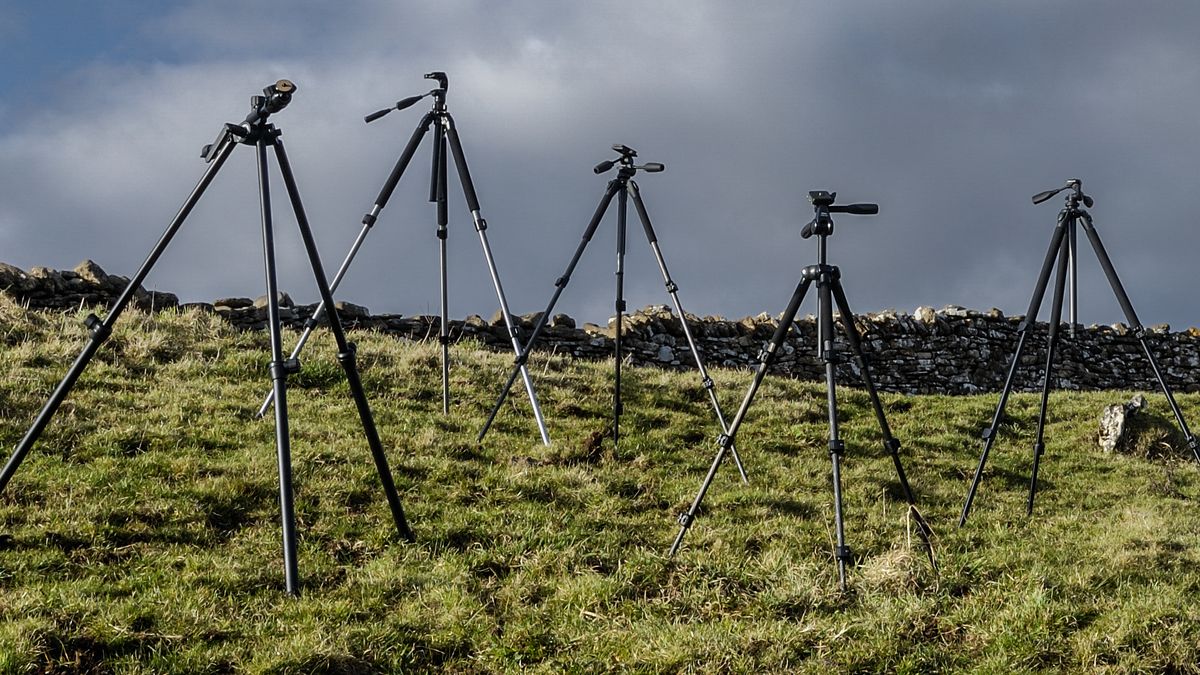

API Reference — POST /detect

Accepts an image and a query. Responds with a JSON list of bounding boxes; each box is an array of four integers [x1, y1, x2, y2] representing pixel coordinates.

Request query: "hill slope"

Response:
[[1, 297, 1198, 673]]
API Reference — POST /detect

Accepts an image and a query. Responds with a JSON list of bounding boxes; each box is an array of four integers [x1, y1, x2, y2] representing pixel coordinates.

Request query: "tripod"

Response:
[[252, 72, 551, 445], [959, 180, 1200, 525], [668, 191, 934, 589], [0, 81, 412, 596], [476, 144, 746, 475]]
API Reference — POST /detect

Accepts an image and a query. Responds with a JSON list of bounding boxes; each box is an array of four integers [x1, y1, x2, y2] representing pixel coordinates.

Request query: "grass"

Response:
[[0, 294, 1198, 673]]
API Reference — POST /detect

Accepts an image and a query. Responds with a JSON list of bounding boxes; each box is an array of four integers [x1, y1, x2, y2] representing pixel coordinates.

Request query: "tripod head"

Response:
[[245, 80, 295, 124], [202, 80, 295, 162], [593, 144, 665, 175], [1032, 178, 1094, 208], [364, 71, 450, 123], [801, 190, 879, 239]]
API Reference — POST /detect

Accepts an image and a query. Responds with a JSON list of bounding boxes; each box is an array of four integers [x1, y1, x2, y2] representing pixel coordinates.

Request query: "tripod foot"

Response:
[[835, 545, 852, 591], [668, 512, 693, 558], [908, 504, 939, 575], [1185, 437, 1200, 464]]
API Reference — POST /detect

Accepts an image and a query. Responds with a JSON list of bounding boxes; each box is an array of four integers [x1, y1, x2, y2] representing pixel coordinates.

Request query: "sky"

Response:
[[1, 1, 1198, 329]]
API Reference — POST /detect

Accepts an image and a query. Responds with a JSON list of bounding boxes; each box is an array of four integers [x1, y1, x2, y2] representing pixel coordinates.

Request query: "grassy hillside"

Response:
[[1, 296, 1198, 673]]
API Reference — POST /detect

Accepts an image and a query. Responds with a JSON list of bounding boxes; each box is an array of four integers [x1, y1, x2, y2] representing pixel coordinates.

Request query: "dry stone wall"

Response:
[[3, 260, 1198, 394]]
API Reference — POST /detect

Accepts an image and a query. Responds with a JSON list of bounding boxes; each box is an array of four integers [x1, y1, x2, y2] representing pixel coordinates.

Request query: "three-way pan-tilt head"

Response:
[[593, 143, 665, 175]]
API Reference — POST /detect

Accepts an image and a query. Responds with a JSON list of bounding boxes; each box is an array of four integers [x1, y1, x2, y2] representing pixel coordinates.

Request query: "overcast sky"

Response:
[[2, 1, 1198, 329]]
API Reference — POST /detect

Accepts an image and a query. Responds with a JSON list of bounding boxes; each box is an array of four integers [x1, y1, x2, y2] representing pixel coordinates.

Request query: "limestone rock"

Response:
[[73, 259, 109, 285], [334, 301, 370, 320], [0, 262, 30, 291], [135, 290, 179, 311], [253, 292, 293, 309], [214, 297, 254, 309], [180, 302, 215, 313], [1098, 394, 1147, 453]]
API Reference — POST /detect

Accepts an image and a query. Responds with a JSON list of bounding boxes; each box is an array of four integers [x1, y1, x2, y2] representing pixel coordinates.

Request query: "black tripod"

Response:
[[252, 72, 550, 445], [959, 179, 1199, 525], [477, 144, 745, 476], [669, 191, 933, 589], [0, 81, 412, 596]]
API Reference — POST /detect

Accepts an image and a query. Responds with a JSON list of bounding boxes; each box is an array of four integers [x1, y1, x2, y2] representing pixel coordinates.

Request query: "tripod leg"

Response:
[[0, 139, 238, 495], [1069, 219, 1078, 338], [444, 119, 550, 444], [828, 280, 912, 497], [960, 216, 1068, 525], [1078, 213, 1200, 461], [629, 182, 747, 482], [256, 138, 300, 595], [1028, 230, 1070, 516], [670, 277, 812, 557], [477, 180, 621, 442], [830, 278, 935, 567], [816, 275, 851, 590], [256, 222, 371, 418], [434, 120, 451, 414], [254, 116, 434, 418], [613, 187, 628, 445], [272, 139, 414, 545]]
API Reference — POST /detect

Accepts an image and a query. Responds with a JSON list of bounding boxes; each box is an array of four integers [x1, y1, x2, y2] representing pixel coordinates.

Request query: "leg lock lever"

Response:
[[677, 512, 694, 527], [829, 439, 846, 456], [664, 280, 678, 293], [835, 545, 853, 562], [83, 314, 112, 341], [270, 358, 301, 378], [884, 438, 901, 455], [336, 342, 358, 365]]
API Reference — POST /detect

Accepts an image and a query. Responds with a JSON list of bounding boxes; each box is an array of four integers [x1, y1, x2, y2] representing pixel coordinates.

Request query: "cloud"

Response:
[[1, 1, 1198, 331]]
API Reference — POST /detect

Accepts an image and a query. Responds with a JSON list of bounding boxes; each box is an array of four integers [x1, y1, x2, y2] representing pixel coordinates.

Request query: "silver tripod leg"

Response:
[[631, 188, 748, 481], [473, 211, 551, 445]]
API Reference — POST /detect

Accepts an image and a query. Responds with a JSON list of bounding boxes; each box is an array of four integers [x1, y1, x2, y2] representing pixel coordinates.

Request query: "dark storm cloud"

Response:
[[1, 1, 1197, 328]]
